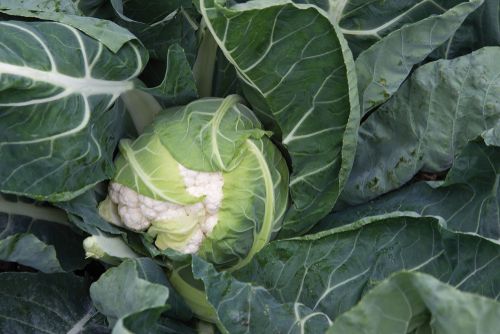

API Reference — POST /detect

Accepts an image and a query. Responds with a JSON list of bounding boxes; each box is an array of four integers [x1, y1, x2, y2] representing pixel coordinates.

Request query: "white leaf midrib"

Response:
[[0, 62, 134, 101], [66, 309, 94, 334]]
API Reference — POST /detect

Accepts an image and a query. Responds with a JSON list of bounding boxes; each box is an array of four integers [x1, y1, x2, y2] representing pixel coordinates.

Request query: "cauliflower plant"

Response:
[[98, 95, 290, 272]]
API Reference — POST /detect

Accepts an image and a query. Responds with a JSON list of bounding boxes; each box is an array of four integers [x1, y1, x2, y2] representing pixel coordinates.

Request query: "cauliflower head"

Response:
[[106, 163, 223, 254], [99, 95, 290, 272]]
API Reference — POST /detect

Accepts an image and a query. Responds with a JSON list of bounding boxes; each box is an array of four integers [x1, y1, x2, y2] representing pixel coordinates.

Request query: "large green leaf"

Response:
[[354, 0, 483, 116], [326, 271, 500, 334], [0, 0, 138, 52], [293, 0, 466, 58], [90, 259, 176, 328], [232, 216, 500, 327], [0, 272, 108, 333], [315, 137, 500, 241], [169, 213, 500, 333], [186, 255, 332, 334], [0, 193, 88, 273], [0, 0, 81, 15], [0, 20, 148, 201], [339, 47, 500, 207], [199, 0, 360, 237]]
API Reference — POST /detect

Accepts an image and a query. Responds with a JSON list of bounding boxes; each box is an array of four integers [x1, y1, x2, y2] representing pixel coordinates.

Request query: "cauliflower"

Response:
[[95, 95, 290, 324], [108, 163, 224, 254], [98, 95, 290, 276]]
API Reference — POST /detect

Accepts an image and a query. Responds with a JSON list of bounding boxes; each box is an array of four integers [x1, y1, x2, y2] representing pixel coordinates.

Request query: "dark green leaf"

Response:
[[110, 0, 198, 65], [340, 47, 500, 207], [0, 0, 138, 52], [200, 0, 360, 237], [112, 306, 169, 334], [430, 0, 500, 60], [0, 21, 147, 201], [294, 0, 469, 59], [0, 193, 88, 272], [0, 272, 106, 333], [355, 0, 483, 116], [57, 188, 124, 235], [326, 271, 500, 334], [316, 137, 500, 241], [233, 216, 500, 325], [140, 44, 199, 108]]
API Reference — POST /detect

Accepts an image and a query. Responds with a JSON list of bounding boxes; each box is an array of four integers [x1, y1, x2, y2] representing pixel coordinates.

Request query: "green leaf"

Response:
[[114, 1, 197, 59], [316, 137, 500, 241], [149, 214, 206, 252], [0, 272, 106, 333], [57, 188, 124, 235], [114, 132, 201, 205], [154, 95, 268, 172], [326, 271, 500, 334], [109, 0, 199, 88], [199, 137, 289, 271], [430, 0, 500, 60], [482, 119, 500, 147], [232, 216, 500, 326], [0, 193, 88, 273], [169, 206, 500, 332], [211, 47, 242, 99], [190, 255, 332, 334], [0, 0, 139, 52], [139, 44, 199, 108], [355, 0, 483, 116], [90, 258, 172, 327], [75, 0, 115, 20], [305, 0, 480, 59], [0, 0, 82, 15], [339, 47, 500, 207], [112, 306, 169, 334], [0, 20, 148, 201], [83, 230, 143, 265], [199, 0, 360, 237]]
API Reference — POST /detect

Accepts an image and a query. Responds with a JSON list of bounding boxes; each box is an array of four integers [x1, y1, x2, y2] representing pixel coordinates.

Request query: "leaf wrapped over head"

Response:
[[154, 95, 272, 172]]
